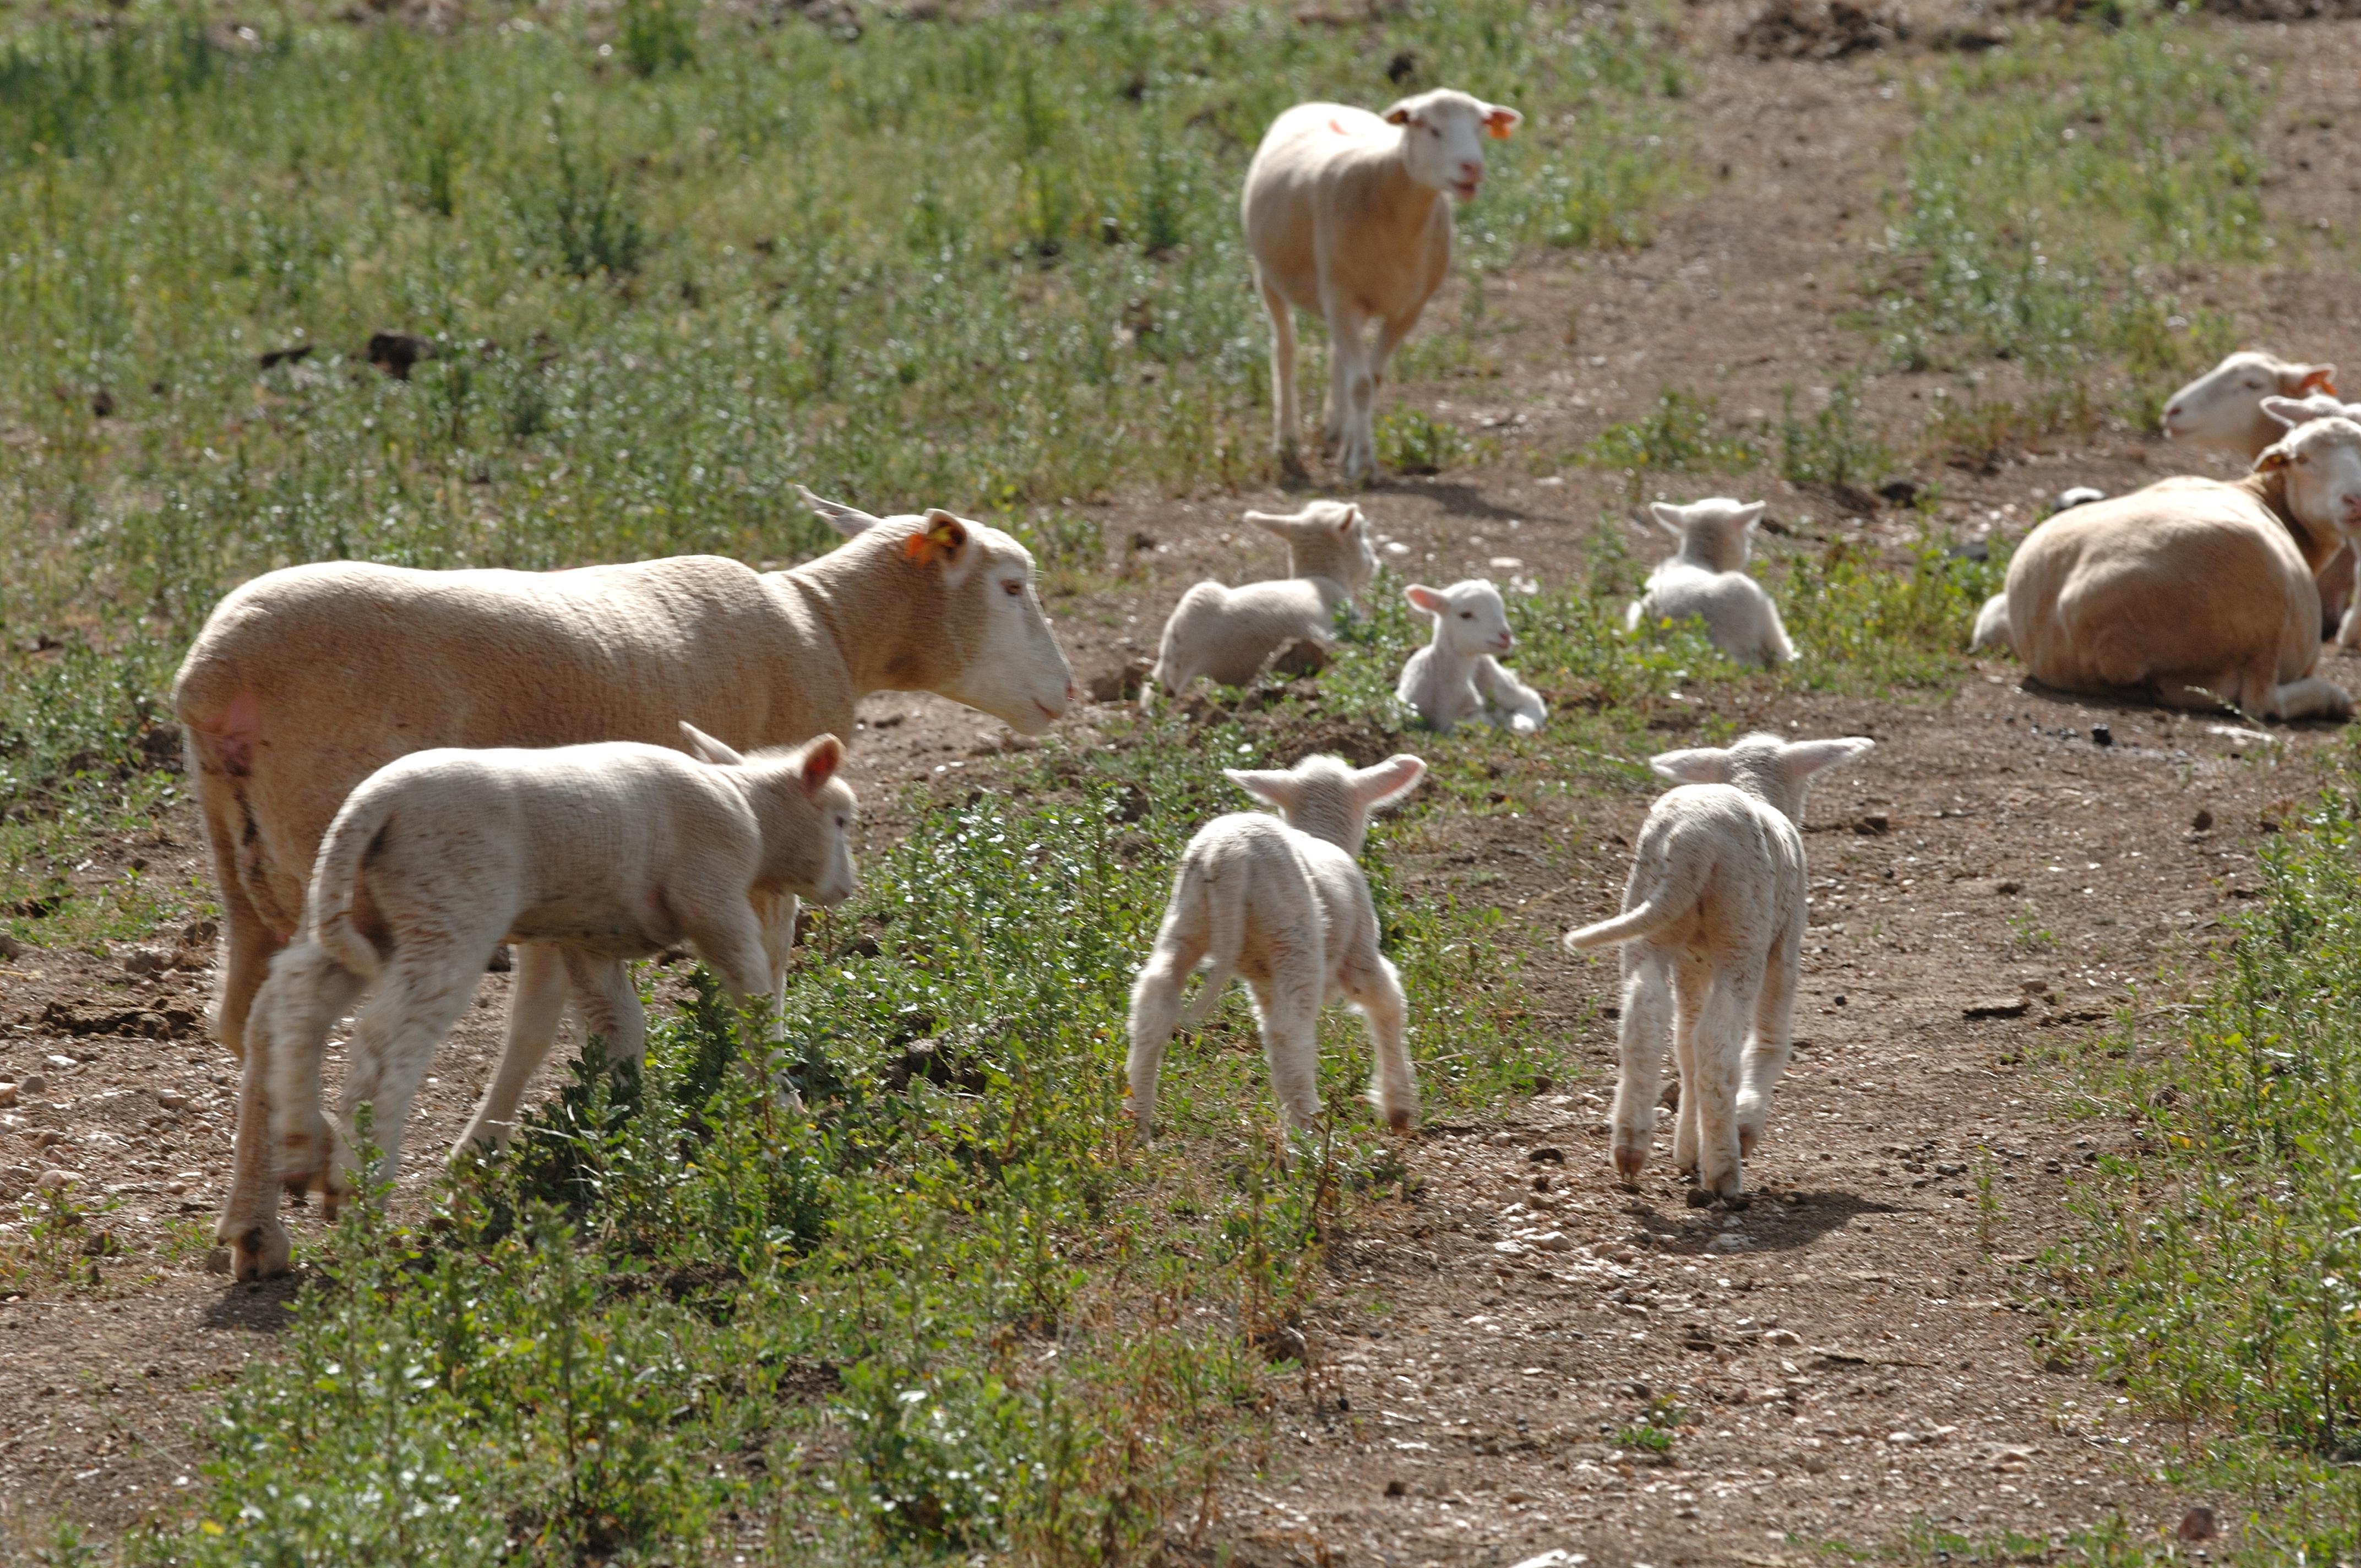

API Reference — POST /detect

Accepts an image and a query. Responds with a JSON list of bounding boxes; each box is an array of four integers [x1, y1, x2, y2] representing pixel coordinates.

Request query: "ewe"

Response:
[[1243, 88, 1521, 481], [1127, 754, 1425, 1142], [177, 488, 1070, 1268], [1626, 499, 1796, 667], [217, 728, 855, 1281], [1564, 733, 1874, 1200], [1145, 501, 1378, 704], [1981, 413, 2361, 719], [1395, 579, 1547, 734]]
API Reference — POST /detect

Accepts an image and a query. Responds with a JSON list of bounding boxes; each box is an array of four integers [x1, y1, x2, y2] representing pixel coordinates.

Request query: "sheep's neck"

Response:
[[1360, 147, 1448, 255], [772, 539, 894, 693], [1283, 799, 1364, 858], [2242, 468, 2341, 574], [1674, 537, 1746, 573], [1286, 533, 1362, 592]]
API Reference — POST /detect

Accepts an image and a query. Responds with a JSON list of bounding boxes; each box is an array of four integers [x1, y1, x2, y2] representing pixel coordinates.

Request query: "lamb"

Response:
[[1125, 753, 1426, 1142], [2250, 392, 2361, 647], [1144, 501, 1378, 704], [1394, 580, 1547, 734], [1563, 733, 1874, 1199], [177, 489, 1069, 1277], [217, 727, 855, 1280], [1242, 88, 1522, 481], [1982, 413, 2361, 719], [1625, 499, 1796, 667]]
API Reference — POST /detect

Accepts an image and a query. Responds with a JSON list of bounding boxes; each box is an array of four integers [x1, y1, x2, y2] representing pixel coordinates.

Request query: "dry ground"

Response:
[[8, 8, 2361, 1561]]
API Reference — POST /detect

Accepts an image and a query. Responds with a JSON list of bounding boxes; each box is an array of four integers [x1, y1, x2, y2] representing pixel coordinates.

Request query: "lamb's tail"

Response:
[[1562, 854, 1706, 952], [304, 786, 394, 985], [1970, 591, 2012, 654]]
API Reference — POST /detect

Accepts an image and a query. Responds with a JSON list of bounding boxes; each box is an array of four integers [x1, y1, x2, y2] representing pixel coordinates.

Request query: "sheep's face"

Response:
[[1652, 731, 1874, 825], [1383, 89, 1521, 203], [1407, 580, 1513, 657], [1649, 498, 1765, 574], [2162, 351, 2336, 457], [2261, 416, 2361, 541]]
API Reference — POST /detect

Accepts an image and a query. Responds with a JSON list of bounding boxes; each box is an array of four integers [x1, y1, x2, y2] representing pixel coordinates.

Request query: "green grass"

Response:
[[2055, 748, 2361, 1561]]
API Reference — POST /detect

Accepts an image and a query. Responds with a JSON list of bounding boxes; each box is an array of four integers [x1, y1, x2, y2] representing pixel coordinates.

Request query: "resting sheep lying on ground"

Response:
[[177, 490, 1067, 1276], [217, 728, 855, 1280], [1978, 414, 2361, 720], [1127, 753, 1425, 1142], [1564, 732, 1874, 1199], [1145, 501, 1378, 704], [1243, 88, 1521, 481], [1626, 499, 1796, 667], [1395, 579, 1547, 734]]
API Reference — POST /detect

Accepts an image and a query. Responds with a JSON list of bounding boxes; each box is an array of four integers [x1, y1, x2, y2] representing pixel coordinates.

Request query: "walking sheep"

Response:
[[1626, 499, 1796, 667], [1243, 89, 1521, 481], [1395, 579, 1547, 734], [1145, 501, 1378, 704], [1565, 732, 1874, 1200], [1127, 753, 1425, 1143]]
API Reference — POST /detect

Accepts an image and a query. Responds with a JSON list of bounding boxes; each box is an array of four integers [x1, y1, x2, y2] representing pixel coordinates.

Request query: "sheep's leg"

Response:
[[1344, 950, 1416, 1133], [1125, 941, 1203, 1139], [1259, 273, 1300, 456], [1691, 971, 1756, 1198], [1737, 928, 1802, 1158], [1323, 300, 1375, 480], [333, 949, 480, 1208], [199, 796, 281, 1064], [221, 950, 363, 1280], [1608, 946, 1673, 1184], [1369, 309, 1421, 398], [2341, 551, 2361, 649], [1248, 957, 1326, 1136], [265, 946, 367, 1200], [563, 948, 651, 1079], [1669, 954, 1709, 1176], [2269, 676, 2354, 721], [452, 941, 570, 1156]]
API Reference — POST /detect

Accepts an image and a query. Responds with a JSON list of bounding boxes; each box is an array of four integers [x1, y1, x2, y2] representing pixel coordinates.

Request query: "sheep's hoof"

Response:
[[225, 1222, 291, 1282], [1387, 1108, 1412, 1133], [1737, 1122, 1763, 1157], [1611, 1144, 1646, 1183], [1684, 1185, 1717, 1208]]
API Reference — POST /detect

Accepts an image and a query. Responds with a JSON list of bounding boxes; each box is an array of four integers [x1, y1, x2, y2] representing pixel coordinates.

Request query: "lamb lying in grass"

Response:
[[217, 727, 855, 1280], [1563, 732, 1873, 1200], [1145, 501, 1378, 705], [1395, 579, 1546, 734], [1626, 499, 1796, 667], [1127, 753, 1424, 1141]]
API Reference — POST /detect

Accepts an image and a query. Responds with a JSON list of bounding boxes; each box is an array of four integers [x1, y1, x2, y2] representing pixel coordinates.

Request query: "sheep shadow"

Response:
[[199, 1272, 304, 1334], [1623, 1188, 1912, 1257], [2006, 675, 2351, 734]]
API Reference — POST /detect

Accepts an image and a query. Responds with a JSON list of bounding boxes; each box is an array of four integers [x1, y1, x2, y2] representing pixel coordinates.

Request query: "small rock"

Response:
[[45, 1054, 74, 1070], [1853, 813, 1889, 835], [0, 1082, 12, 1108], [123, 943, 174, 977], [1526, 1145, 1565, 1164], [1489, 1130, 1516, 1147], [1878, 478, 1923, 507], [1269, 638, 1329, 678], [2054, 486, 2107, 513], [1707, 1233, 1750, 1253], [2089, 723, 2113, 748], [486, 944, 513, 973], [20, 1072, 46, 1095], [1530, 1232, 1577, 1253], [1886, 1430, 1919, 1446], [1964, 997, 2030, 1020], [0, 932, 20, 960], [1763, 1327, 1803, 1346], [1086, 660, 1154, 704], [365, 330, 434, 380], [204, 1248, 233, 1276], [2191, 807, 2214, 833], [36, 1168, 78, 1190], [156, 1090, 188, 1110], [2177, 1505, 2217, 1543], [1384, 1478, 1408, 1498]]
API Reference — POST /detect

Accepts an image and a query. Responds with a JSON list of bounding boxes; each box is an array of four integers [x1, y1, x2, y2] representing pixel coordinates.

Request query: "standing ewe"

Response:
[[1145, 501, 1378, 704], [1564, 733, 1874, 1199], [1127, 753, 1426, 1142], [1243, 89, 1522, 481], [1626, 499, 1796, 667], [1982, 414, 2361, 718], [1395, 580, 1547, 734], [218, 728, 855, 1280]]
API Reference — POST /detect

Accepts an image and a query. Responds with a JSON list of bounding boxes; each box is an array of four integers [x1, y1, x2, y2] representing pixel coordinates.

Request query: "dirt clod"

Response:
[[1738, 0, 1911, 58]]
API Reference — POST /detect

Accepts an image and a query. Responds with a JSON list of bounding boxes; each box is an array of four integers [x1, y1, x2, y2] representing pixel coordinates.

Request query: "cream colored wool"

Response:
[[1145, 502, 1378, 701], [1625, 499, 1795, 668], [1394, 579, 1546, 734]]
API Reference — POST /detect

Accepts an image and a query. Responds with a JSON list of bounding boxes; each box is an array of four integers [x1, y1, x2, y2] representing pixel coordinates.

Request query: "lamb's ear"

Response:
[[1226, 767, 1305, 812], [1735, 502, 1769, 532], [1650, 746, 1732, 785], [1483, 104, 1522, 140], [1783, 736, 1875, 780], [1646, 502, 1689, 536], [681, 723, 746, 766], [1382, 101, 1415, 127], [798, 734, 845, 796], [901, 509, 969, 568], [2261, 395, 2324, 431], [797, 484, 882, 539], [1243, 508, 1301, 537], [1353, 754, 1427, 810], [2299, 363, 2339, 396], [1336, 504, 1363, 537], [1405, 584, 1448, 616]]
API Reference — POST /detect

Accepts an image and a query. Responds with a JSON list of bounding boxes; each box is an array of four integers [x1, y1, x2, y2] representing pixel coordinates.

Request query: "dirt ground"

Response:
[[7, 8, 2361, 1560]]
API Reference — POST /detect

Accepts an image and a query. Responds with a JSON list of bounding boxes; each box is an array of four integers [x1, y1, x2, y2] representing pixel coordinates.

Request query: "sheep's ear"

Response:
[[2299, 363, 2339, 396], [1405, 584, 1447, 615], [2261, 395, 2324, 431], [2257, 442, 2293, 472], [1735, 502, 1769, 532], [1336, 504, 1363, 537], [797, 485, 882, 538], [1242, 508, 1300, 537], [1783, 737, 1875, 779], [1226, 767, 1305, 812], [681, 723, 745, 766], [1483, 104, 1522, 140], [901, 509, 969, 567], [1646, 502, 1688, 536], [1352, 754, 1426, 810], [1383, 101, 1415, 126], [798, 734, 845, 796], [1650, 746, 1731, 785]]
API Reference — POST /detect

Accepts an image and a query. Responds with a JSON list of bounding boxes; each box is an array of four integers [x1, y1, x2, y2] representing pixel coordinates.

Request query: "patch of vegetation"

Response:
[[1581, 389, 1760, 479], [1778, 381, 1890, 489], [1375, 407, 1470, 476]]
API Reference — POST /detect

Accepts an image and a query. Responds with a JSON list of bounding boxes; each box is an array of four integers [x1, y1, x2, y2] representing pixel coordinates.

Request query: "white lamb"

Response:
[[219, 727, 855, 1278], [1563, 733, 1873, 1200], [1395, 580, 1547, 734], [1243, 89, 1522, 480], [1145, 501, 1379, 705], [1626, 499, 1796, 667], [1126, 753, 1426, 1141]]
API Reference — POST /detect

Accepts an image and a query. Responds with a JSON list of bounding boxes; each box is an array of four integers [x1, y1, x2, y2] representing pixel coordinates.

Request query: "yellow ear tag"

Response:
[[901, 518, 961, 565]]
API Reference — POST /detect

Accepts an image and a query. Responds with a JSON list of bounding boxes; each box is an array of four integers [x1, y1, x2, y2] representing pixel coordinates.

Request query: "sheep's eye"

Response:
[[1002, 579, 1025, 597], [1427, 124, 1443, 138], [1459, 611, 1473, 619]]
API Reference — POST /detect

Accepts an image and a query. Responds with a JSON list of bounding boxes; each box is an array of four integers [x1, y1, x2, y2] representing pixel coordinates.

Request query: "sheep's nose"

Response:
[[2164, 402, 2183, 421]]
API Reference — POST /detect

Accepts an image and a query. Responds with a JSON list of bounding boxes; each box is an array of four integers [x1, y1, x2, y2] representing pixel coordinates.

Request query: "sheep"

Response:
[[1984, 413, 2361, 719], [1563, 733, 1874, 1199], [1625, 499, 1797, 667], [1144, 501, 1379, 704], [216, 727, 855, 1280], [2162, 350, 2338, 459], [1243, 88, 1522, 481], [177, 491, 1068, 1275], [1126, 753, 1426, 1143], [1395, 579, 1547, 734], [2249, 393, 2361, 648]]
